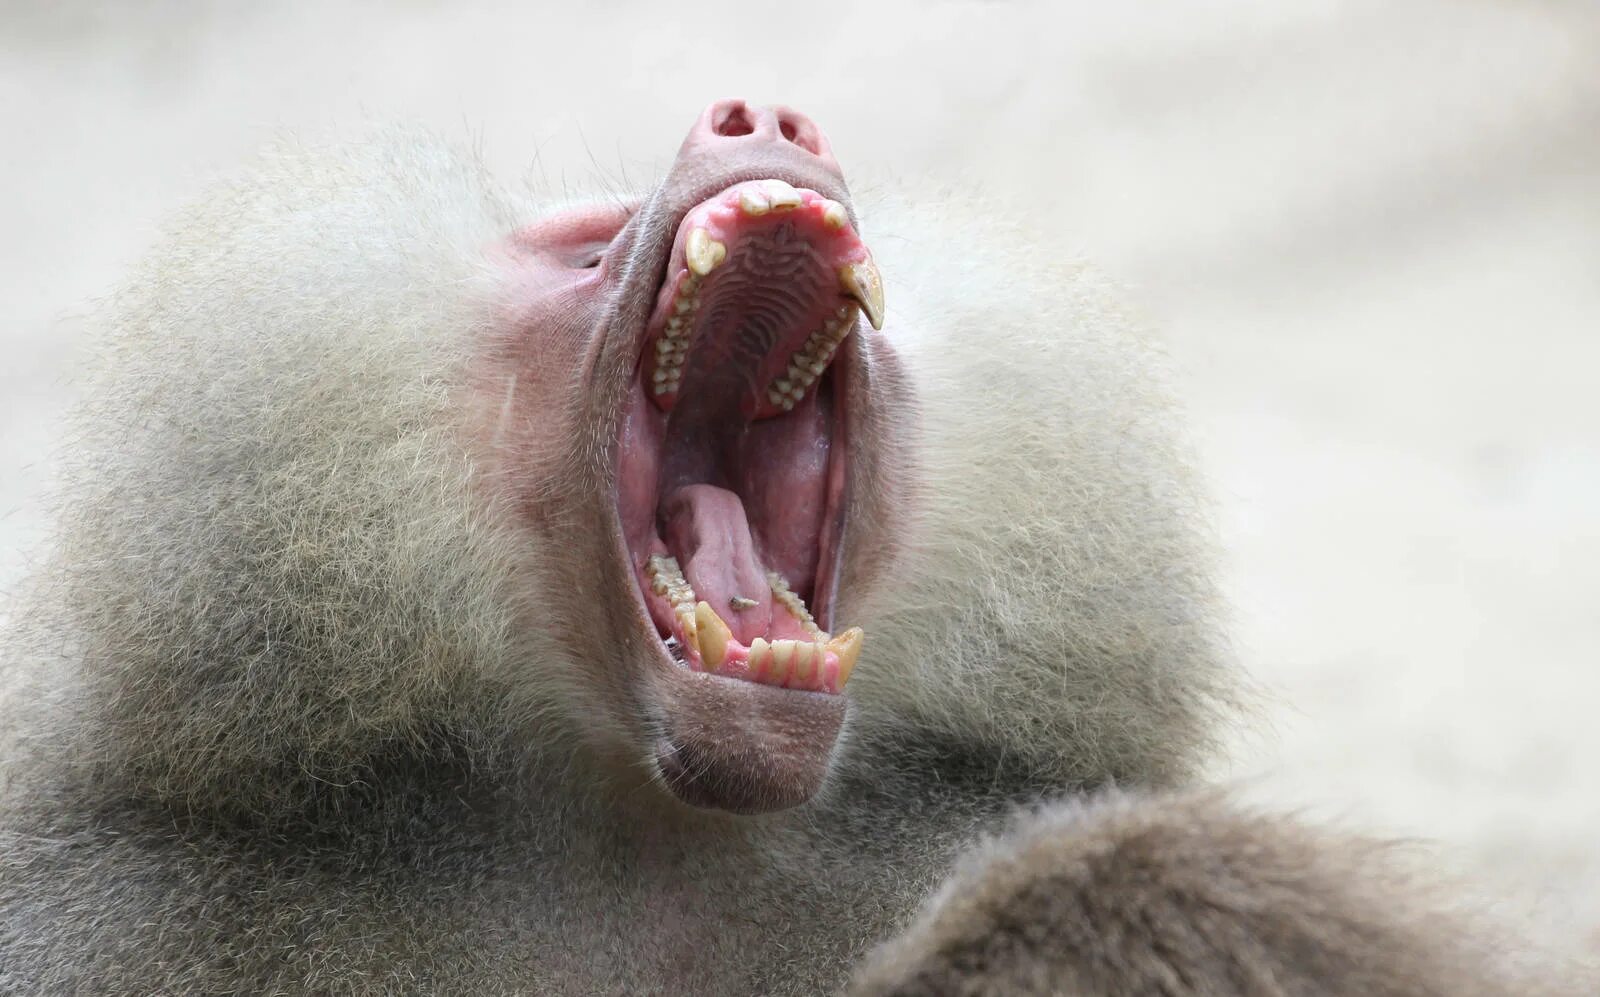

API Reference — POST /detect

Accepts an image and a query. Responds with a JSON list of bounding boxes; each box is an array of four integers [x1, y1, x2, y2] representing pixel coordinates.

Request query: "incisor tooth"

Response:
[[762, 179, 802, 209], [695, 601, 731, 670], [839, 261, 885, 330], [791, 642, 817, 684], [685, 228, 726, 276], [768, 640, 795, 683], [738, 189, 771, 215], [826, 627, 863, 688]]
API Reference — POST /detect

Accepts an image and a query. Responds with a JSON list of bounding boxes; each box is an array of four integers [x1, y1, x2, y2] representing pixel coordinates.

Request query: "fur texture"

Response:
[[0, 130, 1580, 995], [850, 791, 1588, 996]]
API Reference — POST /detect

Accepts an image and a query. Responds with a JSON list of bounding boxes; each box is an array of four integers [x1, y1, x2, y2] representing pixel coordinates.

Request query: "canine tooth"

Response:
[[686, 228, 726, 276], [768, 640, 795, 682], [695, 601, 732, 670], [739, 189, 771, 215], [820, 199, 848, 230], [762, 179, 802, 209], [826, 627, 863, 687], [839, 261, 884, 331]]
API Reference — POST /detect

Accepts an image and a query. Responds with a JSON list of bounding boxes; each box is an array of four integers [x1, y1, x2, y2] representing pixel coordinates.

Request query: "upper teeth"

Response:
[[764, 308, 857, 412], [651, 274, 702, 396], [761, 179, 803, 210], [838, 259, 885, 330], [685, 227, 727, 276]]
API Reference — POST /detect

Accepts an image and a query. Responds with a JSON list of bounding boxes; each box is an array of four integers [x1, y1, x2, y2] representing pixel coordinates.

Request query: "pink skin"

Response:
[[616, 176, 866, 674], [482, 100, 898, 813], [490, 142, 856, 695]]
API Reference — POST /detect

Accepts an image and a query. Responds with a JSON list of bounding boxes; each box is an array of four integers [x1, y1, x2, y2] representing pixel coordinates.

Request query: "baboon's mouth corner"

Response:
[[616, 178, 881, 810]]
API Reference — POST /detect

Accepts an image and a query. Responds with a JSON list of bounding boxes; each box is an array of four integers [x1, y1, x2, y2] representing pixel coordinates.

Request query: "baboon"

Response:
[[0, 100, 1587, 995]]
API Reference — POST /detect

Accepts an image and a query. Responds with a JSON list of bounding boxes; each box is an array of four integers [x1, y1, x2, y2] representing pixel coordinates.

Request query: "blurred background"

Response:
[[3, 0, 1597, 946]]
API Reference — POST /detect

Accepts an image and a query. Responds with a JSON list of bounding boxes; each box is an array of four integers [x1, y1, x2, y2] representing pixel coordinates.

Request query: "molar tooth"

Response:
[[826, 627, 864, 688], [775, 378, 793, 394], [738, 188, 772, 215], [762, 179, 802, 210], [653, 383, 670, 396], [653, 369, 669, 384], [807, 360, 825, 376], [838, 261, 884, 330], [780, 397, 795, 412], [694, 601, 732, 670], [686, 228, 727, 276], [674, 297, 693, 315], [749, 638, 771, 678], [820, 199, 848, 230]]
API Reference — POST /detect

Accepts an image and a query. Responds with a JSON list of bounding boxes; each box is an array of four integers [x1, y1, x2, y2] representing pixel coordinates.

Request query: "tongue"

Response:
[[662, 484, 773, 644]]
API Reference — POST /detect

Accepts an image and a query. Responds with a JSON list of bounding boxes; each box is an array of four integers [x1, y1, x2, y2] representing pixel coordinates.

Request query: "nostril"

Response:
[[775, 111, 823, 157], [712, 103, 756, 138]]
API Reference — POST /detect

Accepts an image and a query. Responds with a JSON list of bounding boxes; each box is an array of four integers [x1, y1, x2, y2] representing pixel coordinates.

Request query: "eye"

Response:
[[511, 204, 636, 271], [564, 239, 613, 271]]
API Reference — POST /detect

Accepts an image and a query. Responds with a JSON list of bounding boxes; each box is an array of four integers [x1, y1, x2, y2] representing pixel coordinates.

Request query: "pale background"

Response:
[[3, 0, 1597, 949]]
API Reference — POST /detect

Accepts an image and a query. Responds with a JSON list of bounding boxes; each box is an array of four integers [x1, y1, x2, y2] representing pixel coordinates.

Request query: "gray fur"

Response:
[[850, 791, 1589, 996], [0, 130, 1581, 994]]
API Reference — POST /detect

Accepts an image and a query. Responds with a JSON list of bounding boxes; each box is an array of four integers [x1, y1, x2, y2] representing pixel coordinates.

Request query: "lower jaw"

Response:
[[646, 658, 848, 813]]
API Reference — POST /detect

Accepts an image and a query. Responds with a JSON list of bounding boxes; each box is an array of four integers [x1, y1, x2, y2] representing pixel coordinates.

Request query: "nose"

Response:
[[681, 99, 842, 179]]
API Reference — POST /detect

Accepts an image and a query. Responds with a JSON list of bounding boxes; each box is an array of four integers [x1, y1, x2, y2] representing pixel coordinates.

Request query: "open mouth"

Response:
[[617, 178, 882, 696]]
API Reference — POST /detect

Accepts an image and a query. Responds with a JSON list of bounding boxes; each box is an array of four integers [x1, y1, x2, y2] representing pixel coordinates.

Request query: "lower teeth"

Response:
[[644, 553, 861, 689]]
